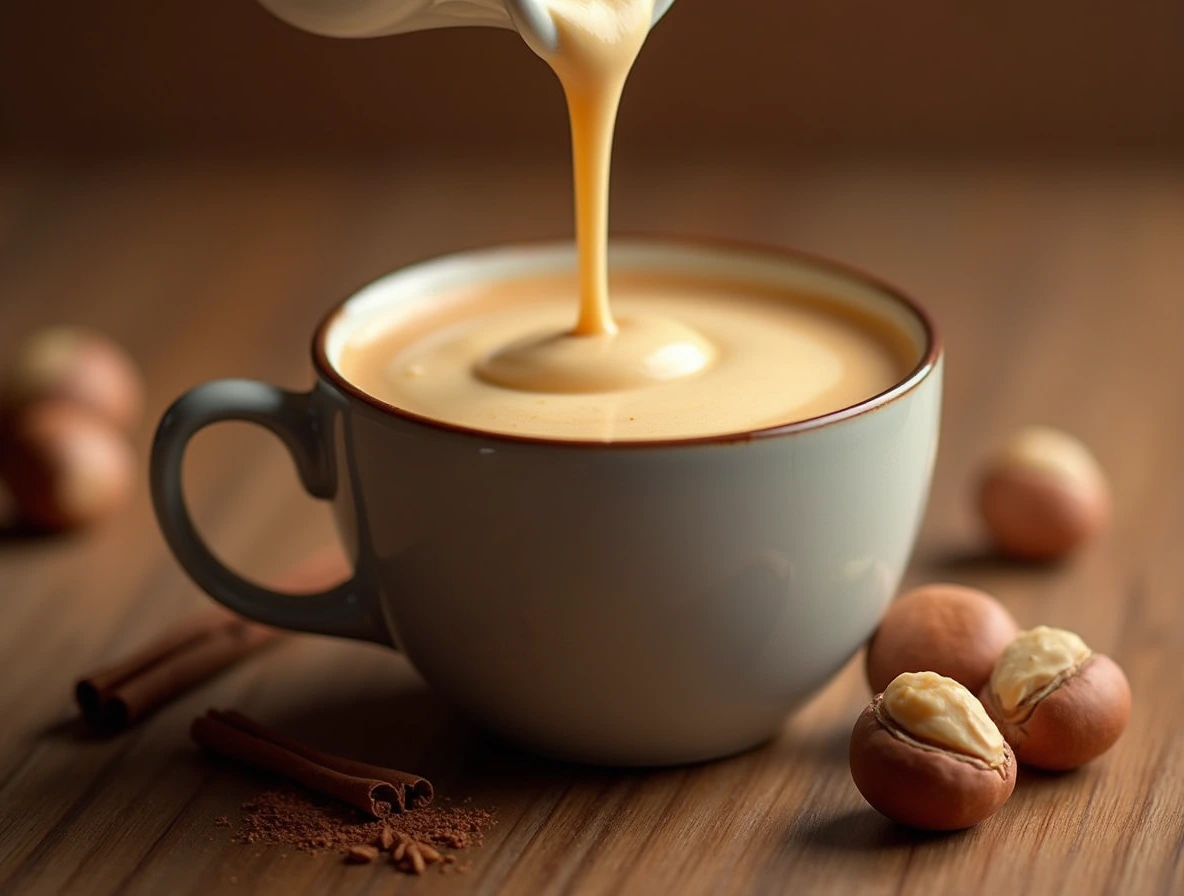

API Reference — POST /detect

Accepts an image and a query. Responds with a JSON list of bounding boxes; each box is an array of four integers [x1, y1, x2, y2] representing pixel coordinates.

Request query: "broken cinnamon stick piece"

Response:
[[75, 612, 279, 731], [191, 709, 433, 818]]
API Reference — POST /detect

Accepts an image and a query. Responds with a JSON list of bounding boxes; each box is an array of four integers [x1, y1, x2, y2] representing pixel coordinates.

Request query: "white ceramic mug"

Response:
[[150, 239, 943, 766]]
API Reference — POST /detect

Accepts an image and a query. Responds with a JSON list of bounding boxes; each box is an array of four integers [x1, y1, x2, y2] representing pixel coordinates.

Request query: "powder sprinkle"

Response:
[[234, 787, 494, 856]]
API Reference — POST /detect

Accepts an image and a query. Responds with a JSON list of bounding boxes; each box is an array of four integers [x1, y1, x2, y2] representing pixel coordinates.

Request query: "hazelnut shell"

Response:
[[849, 699, 1016, 831], [978, 467, 1107, 561], [0, 401, 135, 531], [865, 584, 1019, 695], [982, 653, 1130, 771], [0, 328, 144, 432]]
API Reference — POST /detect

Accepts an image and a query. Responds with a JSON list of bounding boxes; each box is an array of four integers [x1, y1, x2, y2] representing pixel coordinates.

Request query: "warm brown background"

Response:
[[3, 0, 1184, 157]]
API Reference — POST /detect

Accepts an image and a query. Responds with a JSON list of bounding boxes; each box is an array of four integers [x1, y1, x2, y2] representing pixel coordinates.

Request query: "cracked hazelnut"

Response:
[[978, 426, 1109, 561], [981, 626, 1130, 771], [849, 671, 1016, 830], [865, 583, 1019, 696]]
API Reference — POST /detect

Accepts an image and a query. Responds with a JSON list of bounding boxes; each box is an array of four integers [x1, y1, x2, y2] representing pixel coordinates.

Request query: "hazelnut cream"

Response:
[[339, 273, 913, 441]]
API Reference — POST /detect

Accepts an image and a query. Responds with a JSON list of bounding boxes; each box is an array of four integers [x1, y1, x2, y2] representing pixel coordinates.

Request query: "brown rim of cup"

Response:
[[310, 236, 942, 450]]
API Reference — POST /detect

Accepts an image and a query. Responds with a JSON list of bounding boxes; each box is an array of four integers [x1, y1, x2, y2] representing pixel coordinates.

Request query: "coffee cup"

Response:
[[150, 238, 942, 766]]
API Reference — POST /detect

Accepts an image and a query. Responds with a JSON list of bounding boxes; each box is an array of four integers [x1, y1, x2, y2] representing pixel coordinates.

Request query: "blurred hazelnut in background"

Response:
[[977, 426, 1110, 561], [1, 327, 144, 431], [0, 327, 144, 533]]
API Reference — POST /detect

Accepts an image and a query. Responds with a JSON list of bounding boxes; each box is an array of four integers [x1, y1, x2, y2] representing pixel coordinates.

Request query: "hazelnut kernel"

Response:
[[982, 627, 1131, 771], [865, 583, 1019, 695], [881, 671, 1007, 765], [978, 426, 1109, 561], [849, 672, 1016, 831], [988, 625, 1091, 717]]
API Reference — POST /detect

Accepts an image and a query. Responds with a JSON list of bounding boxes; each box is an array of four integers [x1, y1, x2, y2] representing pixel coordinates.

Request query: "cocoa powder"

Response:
[[235, 786, 494, 856]]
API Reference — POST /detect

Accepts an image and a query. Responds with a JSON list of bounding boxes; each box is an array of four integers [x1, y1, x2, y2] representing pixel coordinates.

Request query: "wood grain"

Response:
[[1, 158, 1182, 895]]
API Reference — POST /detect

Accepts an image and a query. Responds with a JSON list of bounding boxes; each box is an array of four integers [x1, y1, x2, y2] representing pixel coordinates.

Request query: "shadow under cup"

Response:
[[152, 239, 942, 766]]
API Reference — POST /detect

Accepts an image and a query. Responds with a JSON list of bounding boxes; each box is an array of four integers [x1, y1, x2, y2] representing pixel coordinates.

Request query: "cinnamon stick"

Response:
[[75, 549, 350, 732], [191, 709, 433, 817], [76, 612, 278, 731]]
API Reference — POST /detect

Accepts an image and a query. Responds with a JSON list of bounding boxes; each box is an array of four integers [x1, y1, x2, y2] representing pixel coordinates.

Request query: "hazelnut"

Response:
[[0, 401, 136, 531], [981, 626, 1130, 771], [1, 327, 144, 432], [977, 426, 1109, 561], [865, 583, 1019, 696], [849, 671, 1016, 830]]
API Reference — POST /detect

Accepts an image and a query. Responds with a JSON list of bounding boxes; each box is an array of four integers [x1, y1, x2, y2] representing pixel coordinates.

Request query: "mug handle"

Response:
[[150, 379, 391, 645]]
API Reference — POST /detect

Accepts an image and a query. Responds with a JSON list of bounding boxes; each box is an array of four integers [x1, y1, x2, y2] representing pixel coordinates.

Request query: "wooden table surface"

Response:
[[0, 156, 1182, 895]]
